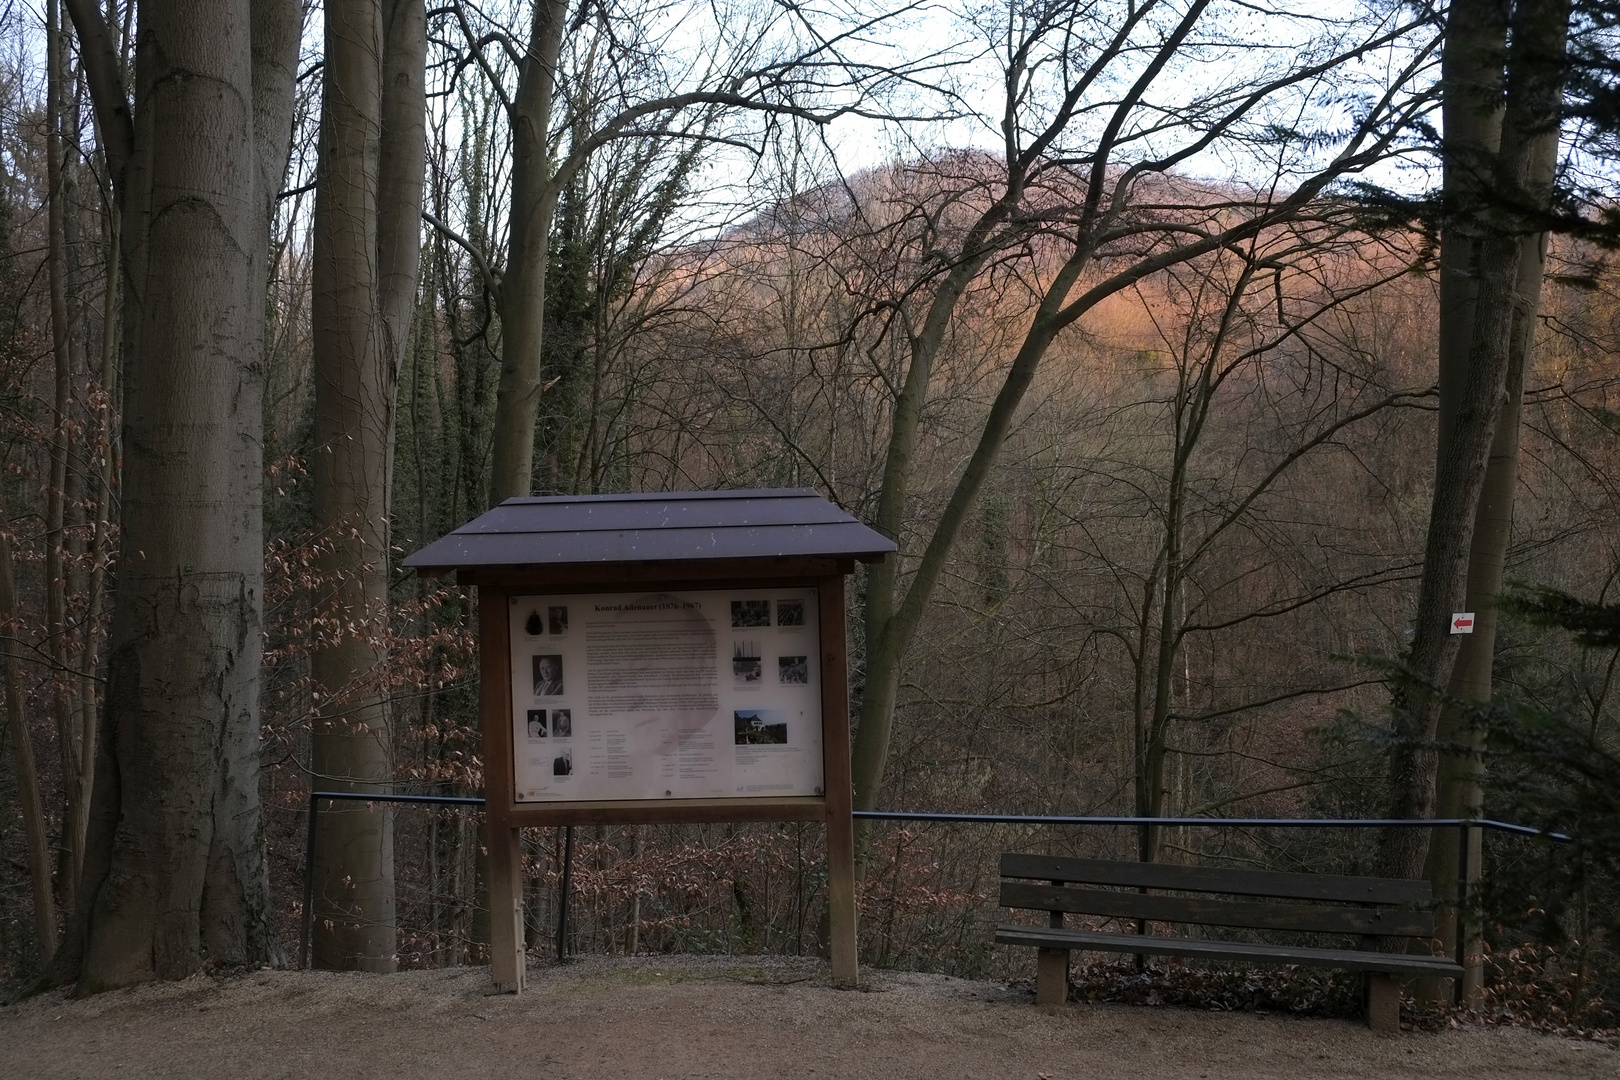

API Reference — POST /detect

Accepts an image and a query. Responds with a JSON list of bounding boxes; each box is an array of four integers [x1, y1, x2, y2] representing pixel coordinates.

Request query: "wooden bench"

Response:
[[995, 852, 1463, 1032]]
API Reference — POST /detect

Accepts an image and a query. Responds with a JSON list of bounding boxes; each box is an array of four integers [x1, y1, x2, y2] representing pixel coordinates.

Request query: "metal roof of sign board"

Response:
[[402, 488, 896, 571]]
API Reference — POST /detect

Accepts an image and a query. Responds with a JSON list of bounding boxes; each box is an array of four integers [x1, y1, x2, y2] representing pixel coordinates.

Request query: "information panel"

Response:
[[508, 587, 824, 802]]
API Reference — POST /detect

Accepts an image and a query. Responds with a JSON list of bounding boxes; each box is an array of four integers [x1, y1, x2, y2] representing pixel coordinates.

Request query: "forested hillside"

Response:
[[0, 0, 1616, 1026]]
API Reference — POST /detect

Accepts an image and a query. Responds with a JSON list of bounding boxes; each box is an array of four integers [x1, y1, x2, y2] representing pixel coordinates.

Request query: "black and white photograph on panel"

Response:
[[733, 641, 762, 683], [508, 587, 826, 802], [532, 654, 564, 696], [734, 709, 788, 745]]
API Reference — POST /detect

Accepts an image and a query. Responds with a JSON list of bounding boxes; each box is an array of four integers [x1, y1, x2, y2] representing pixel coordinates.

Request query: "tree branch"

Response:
[[62, 0, 133, 196], [422, 209, 502, 305]]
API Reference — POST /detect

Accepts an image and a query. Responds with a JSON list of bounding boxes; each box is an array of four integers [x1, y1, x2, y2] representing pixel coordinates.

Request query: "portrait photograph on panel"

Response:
[[549, 605, 569, 635], [532, 653, 564, 696], [550, 708, 572, 738], [526, 709, 547, 739]]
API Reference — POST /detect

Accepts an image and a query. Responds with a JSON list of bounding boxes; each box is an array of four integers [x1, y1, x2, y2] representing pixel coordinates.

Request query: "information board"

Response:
[[507, 587, 825, 802]]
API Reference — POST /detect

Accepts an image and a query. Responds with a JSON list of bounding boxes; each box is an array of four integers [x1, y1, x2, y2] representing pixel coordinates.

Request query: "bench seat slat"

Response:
[[994, 925, 1462, 977], [999, 882, 1436, 938], [1000, 853, 1431, 906]]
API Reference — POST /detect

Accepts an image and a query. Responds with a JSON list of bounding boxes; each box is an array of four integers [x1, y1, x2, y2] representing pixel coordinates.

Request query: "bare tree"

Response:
[[432, 0, 942, 503], [1039, 226, 1432, 860], [842, 0, 1438, 832]]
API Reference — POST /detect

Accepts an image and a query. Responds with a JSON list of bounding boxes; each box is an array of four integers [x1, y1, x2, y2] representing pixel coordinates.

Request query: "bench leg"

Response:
[[1036, 948, 1069, 1007], [1366, 973, 1400, 1033]]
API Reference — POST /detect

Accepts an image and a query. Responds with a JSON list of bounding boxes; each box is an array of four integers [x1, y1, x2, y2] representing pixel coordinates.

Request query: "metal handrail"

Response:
[[851, 809, 1573, 841], [296, 790, 1574, 971]]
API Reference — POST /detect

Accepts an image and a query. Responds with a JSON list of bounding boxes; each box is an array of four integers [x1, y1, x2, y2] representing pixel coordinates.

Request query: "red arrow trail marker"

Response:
[[1450, 612, 1475, 634]]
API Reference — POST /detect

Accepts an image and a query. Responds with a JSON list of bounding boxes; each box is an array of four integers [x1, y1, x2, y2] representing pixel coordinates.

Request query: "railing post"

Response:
[[1454, 821, 1467, 1003], [300, 791, 320, 970], [556, 824, 575, 961], [1456, 819, 1483, 1005]]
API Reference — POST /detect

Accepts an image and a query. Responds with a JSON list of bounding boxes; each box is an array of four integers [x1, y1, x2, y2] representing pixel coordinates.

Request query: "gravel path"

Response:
[[1, 955, 1611, 1079]]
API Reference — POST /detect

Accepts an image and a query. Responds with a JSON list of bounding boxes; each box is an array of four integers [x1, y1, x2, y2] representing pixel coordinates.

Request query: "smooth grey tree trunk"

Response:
[[475, 1, 566, 965], [53, 0, 300, 992], [75, 201, 120, 913], [45, 0, 87, 921], [479, 0, 778, 503], [309, 0, 425, 972], [1425, 159, 1558, 1001], [1408, 0, 1506, 978], [1380, 0, 1570, 882], [488, 0, 568, 504]]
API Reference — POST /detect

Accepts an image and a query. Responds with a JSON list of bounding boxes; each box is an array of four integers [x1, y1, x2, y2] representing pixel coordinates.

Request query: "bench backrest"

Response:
[[1000, 853, 1437, 939]]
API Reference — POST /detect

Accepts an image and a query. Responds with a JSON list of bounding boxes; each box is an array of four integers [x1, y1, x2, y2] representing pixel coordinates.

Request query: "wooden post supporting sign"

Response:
[[819, 575, 858, 984], [479, 585, 525, 993]]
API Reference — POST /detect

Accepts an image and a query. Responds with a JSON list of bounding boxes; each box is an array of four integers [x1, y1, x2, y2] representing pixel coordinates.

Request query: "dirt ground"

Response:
[[1, 955, 1612, 1080]]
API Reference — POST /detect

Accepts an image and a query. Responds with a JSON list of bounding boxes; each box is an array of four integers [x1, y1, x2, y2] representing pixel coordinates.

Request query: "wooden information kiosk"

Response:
[[404, 488, 895, 991]]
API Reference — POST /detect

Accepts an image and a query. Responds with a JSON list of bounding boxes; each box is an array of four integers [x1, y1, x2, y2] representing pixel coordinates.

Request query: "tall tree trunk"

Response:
[[1396, 0, 1508, 944], [75, 200, 120, 900], [1137, 572, 1179, 864], [849, 214, 1023, 822], [52, 0, 301, 992], [45, 0, 87, 920], [474, 0, 568, 967], [1380, 0, 1570, 880], [488, 0, 567, 504], [1425, 141, 1560, 998], [309, 0, 424, 972]]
